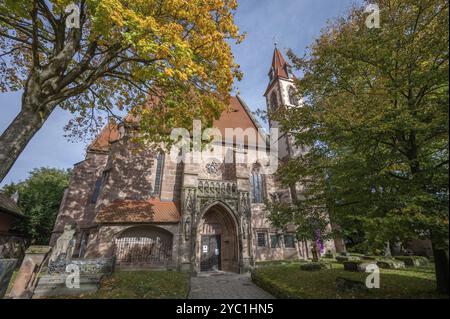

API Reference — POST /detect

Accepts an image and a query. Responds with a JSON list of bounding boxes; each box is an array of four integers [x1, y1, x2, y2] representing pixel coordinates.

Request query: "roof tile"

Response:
[[96, 199, 180, 223]]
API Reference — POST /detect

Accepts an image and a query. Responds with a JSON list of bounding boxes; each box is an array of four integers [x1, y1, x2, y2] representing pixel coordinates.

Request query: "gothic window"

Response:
[[288, 86, 299, 106], [270, 91, 278, 110], [257, 232, 267, 247], [250, 165, 266, 203], [284, 234, 295, 248], [91, 177, 102, 203], [153, 152, 165, 197]]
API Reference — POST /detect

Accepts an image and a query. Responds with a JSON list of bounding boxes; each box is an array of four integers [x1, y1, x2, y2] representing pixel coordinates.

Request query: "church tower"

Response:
[[264, 46, 301, 161]]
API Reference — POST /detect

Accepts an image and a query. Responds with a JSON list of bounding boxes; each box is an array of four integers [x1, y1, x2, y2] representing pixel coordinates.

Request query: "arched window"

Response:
[[288, 86, 299, 106], [250, 165, 266, 203], [153, 152, 165, 197], [270, 91, 278, 110]]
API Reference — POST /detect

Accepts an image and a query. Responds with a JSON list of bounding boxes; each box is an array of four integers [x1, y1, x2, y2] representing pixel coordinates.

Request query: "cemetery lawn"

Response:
[[78, 271, 189, 299], [252, 262, 448, 299]]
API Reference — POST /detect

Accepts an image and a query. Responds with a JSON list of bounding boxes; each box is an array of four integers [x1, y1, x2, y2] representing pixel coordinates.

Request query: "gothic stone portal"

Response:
[[198, 204, 239, 273]]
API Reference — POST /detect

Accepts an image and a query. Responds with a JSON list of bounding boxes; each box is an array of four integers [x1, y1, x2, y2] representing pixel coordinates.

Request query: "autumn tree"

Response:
[[270, 0, 449, 293], [0, 0, 243, 182], [2, 167, 70, 244]]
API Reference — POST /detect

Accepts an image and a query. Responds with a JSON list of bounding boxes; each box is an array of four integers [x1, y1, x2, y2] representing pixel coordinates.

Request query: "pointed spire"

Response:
[[269, 47, 289, 80]]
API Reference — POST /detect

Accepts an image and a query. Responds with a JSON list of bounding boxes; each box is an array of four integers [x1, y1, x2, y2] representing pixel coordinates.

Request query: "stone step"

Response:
[[32, 274, 103, 298]]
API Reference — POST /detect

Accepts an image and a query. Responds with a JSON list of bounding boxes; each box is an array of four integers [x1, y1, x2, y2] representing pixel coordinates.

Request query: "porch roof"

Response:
[[96, 199, 180, 224]]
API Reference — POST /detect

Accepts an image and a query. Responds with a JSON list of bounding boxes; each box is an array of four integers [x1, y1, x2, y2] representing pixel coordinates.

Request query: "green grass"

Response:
[[252, 262, 448, 299], [73, 271, 190, 299]]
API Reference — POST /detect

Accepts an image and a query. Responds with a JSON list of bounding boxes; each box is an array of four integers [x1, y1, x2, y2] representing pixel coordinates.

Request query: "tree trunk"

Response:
[[431, 240, 449, 295], [0, 102, 54, 183]]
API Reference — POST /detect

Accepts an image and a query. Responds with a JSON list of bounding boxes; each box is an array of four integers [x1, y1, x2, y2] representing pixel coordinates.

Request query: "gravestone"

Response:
[[9, 245, 51, 299], [0, 259, 17, 298]]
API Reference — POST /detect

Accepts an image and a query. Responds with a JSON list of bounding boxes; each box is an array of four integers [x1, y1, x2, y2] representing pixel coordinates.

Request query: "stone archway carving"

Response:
[[196, 201, 241, 273]]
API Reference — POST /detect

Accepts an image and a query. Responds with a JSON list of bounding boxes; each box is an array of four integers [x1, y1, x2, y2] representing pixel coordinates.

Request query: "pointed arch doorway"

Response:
[[197, 203, 240, 273]]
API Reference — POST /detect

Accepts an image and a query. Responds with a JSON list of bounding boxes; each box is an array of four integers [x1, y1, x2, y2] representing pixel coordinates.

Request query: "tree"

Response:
[[2, 167, 70, 244], [270, 0, 449, 293], [266, 198, 334, 261], [0, 0, 243, 182]]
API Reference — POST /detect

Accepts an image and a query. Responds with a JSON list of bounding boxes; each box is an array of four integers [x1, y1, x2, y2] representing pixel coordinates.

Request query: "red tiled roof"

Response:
[[264, 48, 291, 96], [96, 199, 180, 223], [87, 121, 120, 152], [212, 96, 265, 145]]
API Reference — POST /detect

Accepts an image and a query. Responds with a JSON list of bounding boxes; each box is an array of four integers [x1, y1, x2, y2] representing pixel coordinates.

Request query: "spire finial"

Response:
[[273, 35, 278, 48]]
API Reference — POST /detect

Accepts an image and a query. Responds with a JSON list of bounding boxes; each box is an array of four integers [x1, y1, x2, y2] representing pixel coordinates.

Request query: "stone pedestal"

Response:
[[0, 259, 17, 298], [9, 245, 51, 299]]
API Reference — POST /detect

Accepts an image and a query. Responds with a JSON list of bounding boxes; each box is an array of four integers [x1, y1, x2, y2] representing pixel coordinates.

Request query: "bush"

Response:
[[300, 262, 328, 271], [255, 260, 298, 267], [324, 250, 335, 259], [394, 256, 429, 267]]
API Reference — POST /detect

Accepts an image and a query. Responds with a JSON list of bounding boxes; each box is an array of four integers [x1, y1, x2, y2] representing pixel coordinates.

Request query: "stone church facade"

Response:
[[50, 48, 342, 274]]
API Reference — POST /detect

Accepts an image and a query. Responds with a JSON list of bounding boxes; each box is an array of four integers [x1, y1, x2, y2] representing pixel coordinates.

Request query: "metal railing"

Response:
[[114, 237, 173, 266]]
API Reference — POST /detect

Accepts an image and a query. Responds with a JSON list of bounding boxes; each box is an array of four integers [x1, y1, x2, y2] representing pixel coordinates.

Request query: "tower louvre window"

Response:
[[153, 152, 165, 197], [270, 91, 278, 110], [288, 86, 299, 106]]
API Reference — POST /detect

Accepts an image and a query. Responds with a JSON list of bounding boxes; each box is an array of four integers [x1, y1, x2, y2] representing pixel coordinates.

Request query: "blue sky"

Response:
[[0, 0, 359, 186]]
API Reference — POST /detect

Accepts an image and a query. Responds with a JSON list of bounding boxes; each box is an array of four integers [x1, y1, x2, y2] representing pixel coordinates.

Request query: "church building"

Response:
[[50, 48, 342, 273]]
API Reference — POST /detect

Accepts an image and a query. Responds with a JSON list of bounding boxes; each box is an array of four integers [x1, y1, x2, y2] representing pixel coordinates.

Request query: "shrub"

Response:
[[300, 262, 328, 271], [324, 250, 335, 259], [255, 260, 298, 267]]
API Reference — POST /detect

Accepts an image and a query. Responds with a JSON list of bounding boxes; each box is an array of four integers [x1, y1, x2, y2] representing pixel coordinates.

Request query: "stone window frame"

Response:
[[256, 231, 268, 247], [250, 165, 266, 204]]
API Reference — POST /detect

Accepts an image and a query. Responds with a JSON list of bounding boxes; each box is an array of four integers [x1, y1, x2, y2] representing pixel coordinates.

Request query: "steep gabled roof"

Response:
[[264, 48, 292, 96], [270, 47, 289, 79], [212, 96, 266, 146], [87, 121, 120, 153], [86, 95, 266, 152]]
